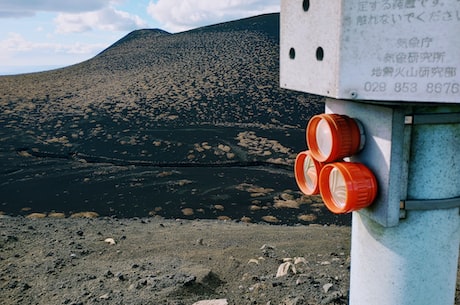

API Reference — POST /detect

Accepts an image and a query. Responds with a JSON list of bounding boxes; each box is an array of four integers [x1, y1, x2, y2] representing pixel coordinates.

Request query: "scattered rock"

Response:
[[104, 238, 116, 245], [276, 262, 296, 278], [323, 283, 333, 293], [293, 257, 308, 265], [70, 212, 99, 218], [296, 274, 310, 285], [181, 208, 194, 216], [17, 150, 32, 157], [260, 244, 276, 258], [192, 299, 228, 305], [116, 272, 126, 281], [213, 204, 225, 211], [261, 215, 279, 223], [273, 199, 300, 209], [180, 265, 222, 290], [247, 258, 259, 265], [3, 235, 18, 243], [104, 270, 114, 278], [26, 213, 46, 219], [281, 296, 305, 305], [320, 290, 348, 305], [298, 214, 318, 222], [240, 216, 252, 223], [99, 293, 110, 300], [48, 212, 65, 218]]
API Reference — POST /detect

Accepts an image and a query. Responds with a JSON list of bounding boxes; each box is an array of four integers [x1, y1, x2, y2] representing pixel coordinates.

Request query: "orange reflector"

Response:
[[294, 151, 323, 195], [319, 162, 377, 214], [307, 114, 364, 163]]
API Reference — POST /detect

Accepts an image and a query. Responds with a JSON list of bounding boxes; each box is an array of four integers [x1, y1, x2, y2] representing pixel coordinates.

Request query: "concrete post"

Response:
[[279, 2, 460, 303], [349, 105, 460, 305]]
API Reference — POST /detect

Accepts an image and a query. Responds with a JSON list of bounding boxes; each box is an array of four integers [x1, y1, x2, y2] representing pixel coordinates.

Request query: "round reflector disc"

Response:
[[319, 162, 377, 214], [316, 118, 333, 158], [307, 114, 363, 163], [329, 167, 346, 209], [294, 151, 323, 195]]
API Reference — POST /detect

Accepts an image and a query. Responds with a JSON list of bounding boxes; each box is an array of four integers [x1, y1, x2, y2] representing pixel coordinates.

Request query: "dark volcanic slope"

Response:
[[0, 14, 338, 225], [0, 13, 321, 128]]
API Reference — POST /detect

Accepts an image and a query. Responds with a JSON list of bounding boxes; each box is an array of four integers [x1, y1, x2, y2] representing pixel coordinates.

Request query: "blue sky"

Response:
[[0, 0, 279, 75]]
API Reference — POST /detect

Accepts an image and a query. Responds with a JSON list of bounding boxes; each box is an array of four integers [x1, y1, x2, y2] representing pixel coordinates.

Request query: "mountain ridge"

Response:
[[102, 12, 280, 54], [101, 28, 172, 54]]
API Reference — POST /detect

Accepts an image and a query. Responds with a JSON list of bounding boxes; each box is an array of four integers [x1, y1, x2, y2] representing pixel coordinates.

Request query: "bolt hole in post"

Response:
[[316, 47, 324, 61], [289, 47, 296, 59], [303, 0, 310, 11]]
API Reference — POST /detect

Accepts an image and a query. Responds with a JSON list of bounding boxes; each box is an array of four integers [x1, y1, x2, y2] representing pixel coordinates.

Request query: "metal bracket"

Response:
[[405, 113, 460, 125], [400, 197, 460, 211], [400, 110, 460, 219]]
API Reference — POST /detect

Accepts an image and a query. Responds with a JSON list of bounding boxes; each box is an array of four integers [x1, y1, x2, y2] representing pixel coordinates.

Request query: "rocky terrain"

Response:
[[0, 216, 352, 305]]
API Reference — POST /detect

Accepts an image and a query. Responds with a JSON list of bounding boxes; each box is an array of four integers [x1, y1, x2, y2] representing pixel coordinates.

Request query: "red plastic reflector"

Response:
[[306, 114, 363, 163], [294, 150, 324, 195], [319, 162, 377, 214]]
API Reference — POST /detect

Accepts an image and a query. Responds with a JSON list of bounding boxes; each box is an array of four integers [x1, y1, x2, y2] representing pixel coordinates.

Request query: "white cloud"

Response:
[[0, 32, 105, 54], [0, 0, 110, 18], [147, 0, 279, 32], [0, 1, 148, 34], [0, 1, 149, 74], [0, 31, 109, 74], [0, 32, 109, 74], [54, 7, 148, 34]]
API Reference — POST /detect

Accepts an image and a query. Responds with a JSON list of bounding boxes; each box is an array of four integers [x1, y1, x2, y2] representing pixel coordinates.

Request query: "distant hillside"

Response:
[[0, 13, 334, 225], [0, 13, 322, 129]]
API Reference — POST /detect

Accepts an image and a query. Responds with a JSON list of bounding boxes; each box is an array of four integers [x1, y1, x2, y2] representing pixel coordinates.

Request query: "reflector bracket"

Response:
[[401, 197, 460, 211], [405, 113, 460, 125]]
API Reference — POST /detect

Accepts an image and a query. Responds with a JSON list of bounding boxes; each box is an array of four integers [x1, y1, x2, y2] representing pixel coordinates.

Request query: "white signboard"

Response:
[[281, 0, 460, 103]]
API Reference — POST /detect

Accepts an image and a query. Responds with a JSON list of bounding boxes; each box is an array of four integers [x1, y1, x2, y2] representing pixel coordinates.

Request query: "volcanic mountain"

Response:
[[0, 13, 338, 225]]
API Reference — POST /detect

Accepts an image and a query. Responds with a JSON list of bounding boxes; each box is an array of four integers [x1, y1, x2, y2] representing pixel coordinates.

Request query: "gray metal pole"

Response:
[[349, 105, 460, 305]]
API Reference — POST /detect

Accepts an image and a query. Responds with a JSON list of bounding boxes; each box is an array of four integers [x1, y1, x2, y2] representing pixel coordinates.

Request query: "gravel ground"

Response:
[[0, 216, 352, 305], [1, 216, 459, 305]]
